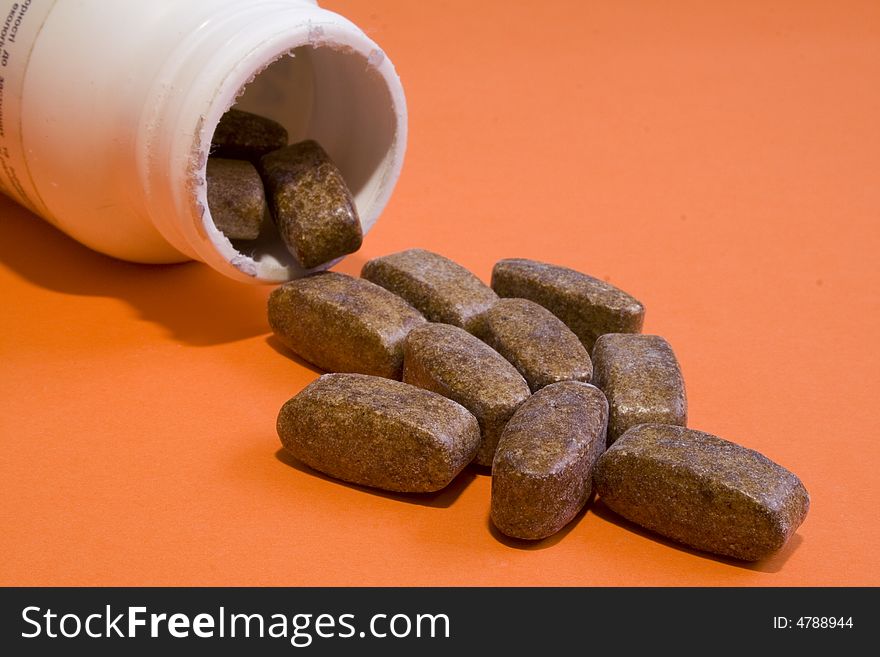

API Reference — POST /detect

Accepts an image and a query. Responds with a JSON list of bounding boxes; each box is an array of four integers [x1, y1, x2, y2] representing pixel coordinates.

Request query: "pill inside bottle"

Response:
[[195, 37, 406, 282]]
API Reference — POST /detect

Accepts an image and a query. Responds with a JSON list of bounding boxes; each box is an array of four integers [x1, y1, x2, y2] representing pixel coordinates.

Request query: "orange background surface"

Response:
[[2, 0, 879, 586]]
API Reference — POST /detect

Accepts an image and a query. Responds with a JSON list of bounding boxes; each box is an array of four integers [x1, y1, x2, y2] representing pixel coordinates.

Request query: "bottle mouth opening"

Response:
[[193, 30, 406, 283]]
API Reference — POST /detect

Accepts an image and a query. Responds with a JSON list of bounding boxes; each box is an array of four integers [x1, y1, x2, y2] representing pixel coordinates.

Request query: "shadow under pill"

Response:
[[590, 498, 803, 573], [274, 448, 476, 509], [468, 462, 492, 477], [264, 335, 324, 375], [488, 492, 595, 550]]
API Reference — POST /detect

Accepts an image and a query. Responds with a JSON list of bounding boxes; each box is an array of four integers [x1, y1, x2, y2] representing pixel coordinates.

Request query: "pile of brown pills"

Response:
[[207, 108, 362, 269], [269, 246, 808, 561]]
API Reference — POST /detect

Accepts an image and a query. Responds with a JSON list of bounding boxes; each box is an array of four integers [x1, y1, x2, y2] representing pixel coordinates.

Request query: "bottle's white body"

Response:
[[0, 0, 407, 282]]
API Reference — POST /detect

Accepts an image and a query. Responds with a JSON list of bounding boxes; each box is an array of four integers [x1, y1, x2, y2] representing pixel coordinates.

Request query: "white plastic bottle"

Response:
[[0, 0, 407, 282]]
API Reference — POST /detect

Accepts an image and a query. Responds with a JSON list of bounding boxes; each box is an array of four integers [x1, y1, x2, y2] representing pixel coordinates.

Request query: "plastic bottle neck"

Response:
[[140, 0, 407, 283]]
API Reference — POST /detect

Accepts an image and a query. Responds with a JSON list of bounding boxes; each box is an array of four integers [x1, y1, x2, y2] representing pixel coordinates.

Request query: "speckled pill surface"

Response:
[[491, 381, 608, 540], [268, 272, 425, 379], [594, 424, 810, 561], [491, 258, 644, 350], [210, 108, 288, 161], [278, 373, 481, 493], [591, 333, 687, 444], [362, 249, 498, 335], [403, 323, 531, 466], [260, 140, 363, 269], [482, 298, 593, 392], [205, 158, 269, 240]]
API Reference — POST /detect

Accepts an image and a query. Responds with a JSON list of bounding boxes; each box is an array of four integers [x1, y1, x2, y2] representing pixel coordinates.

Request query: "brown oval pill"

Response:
[[594, 424, 810, 561], [403, 323, 530, 466], [362, 249, 498, 335], [278, 373, 481, 493], [591, 333, 687, 444], [206, 158, 269, 240], [260, 140, 363, 269], [268, 272, 425, 379], [482, 298, 593, 392], [491, 381, 608, 540], [491, 258, 644, 350], [211, 108, 288, 161]]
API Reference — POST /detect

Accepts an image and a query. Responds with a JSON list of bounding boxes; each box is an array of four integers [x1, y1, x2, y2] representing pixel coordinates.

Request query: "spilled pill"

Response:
[[278, 373, 481, 493], [403, 322, 530, 466], [491, 381, 608, 540], [362, 249, 498, 335], [591, 333, 687, 444], [594, 424, 810, 561], [268, 272, 425, 379], [481, 297, 592, 392]]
